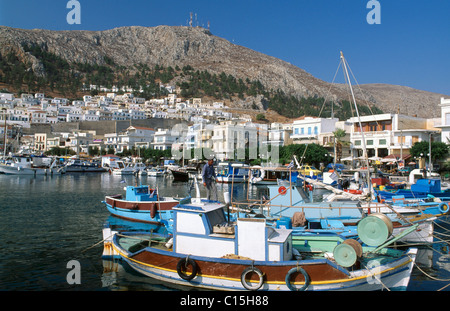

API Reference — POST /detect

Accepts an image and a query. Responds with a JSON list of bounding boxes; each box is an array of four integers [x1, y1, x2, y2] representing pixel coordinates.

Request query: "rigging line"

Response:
[[434, 216, 450, 226], [341, 52, 371, 192], [346, 60, 378, 117], [432, 230, 450, 239], [317, 60, 342, 118], [344, 58, 393, 145], [360, 261, 390, 291], [412, 259, 450, 282], [438, 282, 450, 291]]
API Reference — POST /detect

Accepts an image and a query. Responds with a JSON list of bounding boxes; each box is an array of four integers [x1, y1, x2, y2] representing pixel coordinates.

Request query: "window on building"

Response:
[[446, 113, 450, 125], [379, 139, 386, 145], [367, 140, 373, 145], [355, 140, 361, 146]]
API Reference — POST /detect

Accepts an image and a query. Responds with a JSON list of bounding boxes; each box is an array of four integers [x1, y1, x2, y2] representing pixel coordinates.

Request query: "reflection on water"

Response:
[[0, 173, 449, 291]]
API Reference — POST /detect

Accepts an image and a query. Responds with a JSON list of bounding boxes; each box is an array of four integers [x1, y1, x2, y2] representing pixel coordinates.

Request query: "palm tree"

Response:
[[332, 129, 350, 163]]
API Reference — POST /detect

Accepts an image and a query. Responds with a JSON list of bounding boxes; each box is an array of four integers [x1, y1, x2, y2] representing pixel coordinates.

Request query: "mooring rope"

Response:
[[411, 259, 450, 283], [81, 234, 114, 253]]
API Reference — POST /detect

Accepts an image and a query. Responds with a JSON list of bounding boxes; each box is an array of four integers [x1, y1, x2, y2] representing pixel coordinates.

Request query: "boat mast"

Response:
[[340, 52, 371, 195]]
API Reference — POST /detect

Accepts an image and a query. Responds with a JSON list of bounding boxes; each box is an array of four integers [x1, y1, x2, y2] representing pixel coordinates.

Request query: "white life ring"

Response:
[[250, 166, 265, 184]]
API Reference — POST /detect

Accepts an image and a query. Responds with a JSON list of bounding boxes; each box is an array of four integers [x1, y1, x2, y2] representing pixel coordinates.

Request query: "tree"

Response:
[[332, 129, 349, 162], [279, 143, 331, 167], [256, 113, 266, 121], [409, 141, 449, 162]]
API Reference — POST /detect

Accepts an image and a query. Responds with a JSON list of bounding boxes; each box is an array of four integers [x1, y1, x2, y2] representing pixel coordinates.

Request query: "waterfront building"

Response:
[[211, 121, 262, 161], [291, 117, 338, 145], [267, 122, 293, 147], [348, 113, 440, 160], [437, 97, 450, 144], [151, 128, 176, 151], [105, 126, 155, 154]]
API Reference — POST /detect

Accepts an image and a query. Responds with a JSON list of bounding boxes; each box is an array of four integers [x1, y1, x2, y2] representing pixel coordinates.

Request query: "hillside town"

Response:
[[1, 87, 450, 170]]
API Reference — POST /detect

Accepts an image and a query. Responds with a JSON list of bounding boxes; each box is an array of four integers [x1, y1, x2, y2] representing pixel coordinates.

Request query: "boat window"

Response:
[[207, 208, 226, 227], [135, 187, 148, 194]]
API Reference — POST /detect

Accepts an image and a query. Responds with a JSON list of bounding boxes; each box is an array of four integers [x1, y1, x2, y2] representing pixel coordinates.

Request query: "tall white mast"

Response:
[[340, 51, 371, 196]]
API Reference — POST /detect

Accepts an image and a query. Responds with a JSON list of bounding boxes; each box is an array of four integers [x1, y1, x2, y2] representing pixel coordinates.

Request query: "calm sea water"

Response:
[[0, 173, 449, 291]]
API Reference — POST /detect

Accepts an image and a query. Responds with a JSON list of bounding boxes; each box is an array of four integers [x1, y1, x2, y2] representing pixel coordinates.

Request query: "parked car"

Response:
[[298, 165, 321, 176]]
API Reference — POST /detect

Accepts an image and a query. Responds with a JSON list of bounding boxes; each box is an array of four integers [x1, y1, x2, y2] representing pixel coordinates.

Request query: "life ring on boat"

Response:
[[176, 257, 198, 281], [250, 166, 265, 184], [438, 202, 450, 214], [240, 266, 264, 291], [278, 186, 287, 195], [285, 266, 310, 291]]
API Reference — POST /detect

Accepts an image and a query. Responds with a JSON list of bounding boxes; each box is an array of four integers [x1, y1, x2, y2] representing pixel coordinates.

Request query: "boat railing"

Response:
[[226, 165, 401, 219]]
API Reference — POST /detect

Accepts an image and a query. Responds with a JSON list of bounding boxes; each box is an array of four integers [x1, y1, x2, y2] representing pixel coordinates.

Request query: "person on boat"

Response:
[[202, 158, 218, 201]]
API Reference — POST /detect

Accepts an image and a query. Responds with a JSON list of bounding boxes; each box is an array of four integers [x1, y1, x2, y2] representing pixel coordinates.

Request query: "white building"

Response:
[[152, 128, 176, 151], [105, 126, 155, 154], [291, 117, 338, 145], [348, 113, 439, 160], [438, 97, 450, 144], [267, 122, 293, 147], [211, 121, 263, 161]]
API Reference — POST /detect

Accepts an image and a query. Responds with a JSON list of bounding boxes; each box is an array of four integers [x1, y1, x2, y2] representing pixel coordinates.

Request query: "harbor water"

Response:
[[1, 172, 449, 291]]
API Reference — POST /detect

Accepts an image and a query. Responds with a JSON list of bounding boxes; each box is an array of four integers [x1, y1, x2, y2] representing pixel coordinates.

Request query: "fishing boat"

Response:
[[170, 168, 190, 182], [102, 184, 185, 224], [216, 162, 249, 183], [148, 167, 165, 177], [64, 158, 106, 173], [243, 183, 436, 244], [108, 160, 135, 175], [0, 155, 65, 175], [102, 199, 418, 291], [127, 162, 148, 175], [376, 177, 450, 201], [249, 166, 293, 185]]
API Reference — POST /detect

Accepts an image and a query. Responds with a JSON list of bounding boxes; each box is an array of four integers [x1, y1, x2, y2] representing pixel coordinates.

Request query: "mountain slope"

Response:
[[0, 25, 446, 118]]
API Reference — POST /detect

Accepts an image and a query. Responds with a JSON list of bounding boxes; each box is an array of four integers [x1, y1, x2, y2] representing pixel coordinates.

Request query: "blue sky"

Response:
[[1, 0, 449, 95]]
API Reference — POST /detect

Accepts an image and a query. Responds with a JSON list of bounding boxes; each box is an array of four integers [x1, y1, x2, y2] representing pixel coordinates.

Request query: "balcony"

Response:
[[352, 131, 390, 138]]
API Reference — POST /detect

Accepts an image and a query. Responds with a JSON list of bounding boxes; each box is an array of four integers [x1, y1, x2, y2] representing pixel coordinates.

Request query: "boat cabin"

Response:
[[172, 202, 293, 261], [125, 185, 158, 202], [410, 178, 441, 193]]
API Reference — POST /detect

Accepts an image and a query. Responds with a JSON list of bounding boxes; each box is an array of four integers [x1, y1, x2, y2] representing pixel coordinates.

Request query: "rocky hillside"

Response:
[[0, 25, 446, 118]]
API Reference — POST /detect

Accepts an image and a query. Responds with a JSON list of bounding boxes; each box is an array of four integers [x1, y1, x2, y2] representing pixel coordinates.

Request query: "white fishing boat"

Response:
[[0, 155, 65, 175], [148, 167, 165, 177], [102, 199, 418, 291], [108, 160, 135, 175], [129, 162, 148, 175]]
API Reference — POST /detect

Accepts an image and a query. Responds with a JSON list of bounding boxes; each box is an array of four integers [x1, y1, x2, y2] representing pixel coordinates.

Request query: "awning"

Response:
[[340, 156, 354, 161]]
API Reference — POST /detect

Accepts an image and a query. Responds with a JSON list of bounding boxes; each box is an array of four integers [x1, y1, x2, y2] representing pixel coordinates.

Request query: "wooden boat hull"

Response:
[[171, 170, 189, 182], [106, 231, 417, 291], [103, 196, 179, 224]]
